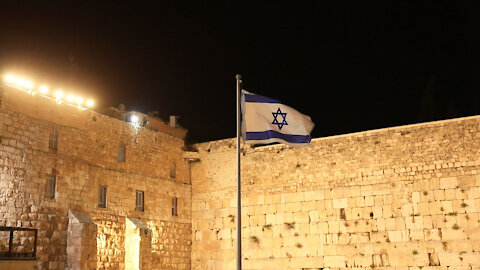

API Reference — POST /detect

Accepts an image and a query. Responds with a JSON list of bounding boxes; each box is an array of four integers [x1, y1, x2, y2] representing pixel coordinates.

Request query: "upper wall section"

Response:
[[0, 84, 188, 183], [190, 112, 480, 270], [193, 115, 480, 195]]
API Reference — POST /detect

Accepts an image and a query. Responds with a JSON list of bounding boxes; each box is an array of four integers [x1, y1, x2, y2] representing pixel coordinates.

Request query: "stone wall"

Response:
[[3, 82, 480, 270], [0, 85, 192, 269], [191, 116, 480, 269]]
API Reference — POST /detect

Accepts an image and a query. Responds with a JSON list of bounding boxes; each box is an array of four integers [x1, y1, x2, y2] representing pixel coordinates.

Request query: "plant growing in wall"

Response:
[[284, 221, 295, 230], [262, 224, 272, 231], [250, 235, 260, 244]]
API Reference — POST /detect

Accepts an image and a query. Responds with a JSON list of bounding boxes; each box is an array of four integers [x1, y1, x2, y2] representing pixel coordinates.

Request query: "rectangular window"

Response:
[[98, 186, 107, 208], [45, 174, 56, 200], [170, 162, 176, 178], [172, 197, 178, 216], [135, 190, 144, 211], [118, 142, 126, 163], [49, 130, 58, 152]]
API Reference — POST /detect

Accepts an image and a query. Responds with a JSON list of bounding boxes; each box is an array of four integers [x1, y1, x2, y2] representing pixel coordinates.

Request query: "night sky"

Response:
[[1, 2, 480, 143]]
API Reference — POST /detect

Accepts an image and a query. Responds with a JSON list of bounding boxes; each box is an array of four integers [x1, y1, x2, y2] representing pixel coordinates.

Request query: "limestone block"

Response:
[[365, 196, 374, 207], [356, 196, 365, 207], [402, 203, 414, 217], [441, 228, 466, 241], [328, 221, 340, 234], [352, 254, 373, 267], [377, 218, 386, 231], [274, 213, 284, 225], [285, 192, 303, 202], [424, 229, 442, 241], [445, 189, 457, 200], [308, 210, 319, 223], [372, 205, 383, 218], [412, 192, 421, 203], [386, 218, 397, 231], [437, 252, 462, 266], [466, 187, 479, 199], [333, 198, 348, 209], [457, 175, 476, 188], [318, 222, 328, 234], [388, 230, 407, 242], [285, 202, 301, 212], [409, 229, 424, 241], [433, 189, 446, 201], [440, 177, 458, 190], [324, 255, 346, 268]]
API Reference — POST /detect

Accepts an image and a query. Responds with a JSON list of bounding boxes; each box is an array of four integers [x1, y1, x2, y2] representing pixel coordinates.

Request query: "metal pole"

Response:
[[235, 74, 242, 270]]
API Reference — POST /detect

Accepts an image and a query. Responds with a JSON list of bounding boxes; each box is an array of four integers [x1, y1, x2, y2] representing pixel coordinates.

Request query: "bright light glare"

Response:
[[5, 75, 16, 83], [16, 78, 26, 87], [54, 90, 64, 99], [39, 85, 49, 94], [5, 74, 95, 111], [130, 115, 139, 123], [24, 80, 34, 89]]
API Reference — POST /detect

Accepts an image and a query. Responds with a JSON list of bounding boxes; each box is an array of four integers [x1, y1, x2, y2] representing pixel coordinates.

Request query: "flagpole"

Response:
[[235, 74, 242, 270]]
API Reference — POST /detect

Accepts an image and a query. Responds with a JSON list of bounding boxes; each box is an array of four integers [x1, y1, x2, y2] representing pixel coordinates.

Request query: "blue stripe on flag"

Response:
[[244, 93, 280, 103], [245, 130, 312, 144]]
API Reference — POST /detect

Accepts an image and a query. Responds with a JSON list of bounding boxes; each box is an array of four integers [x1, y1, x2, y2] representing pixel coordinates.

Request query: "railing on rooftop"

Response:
[[0, 226, 37, 260]]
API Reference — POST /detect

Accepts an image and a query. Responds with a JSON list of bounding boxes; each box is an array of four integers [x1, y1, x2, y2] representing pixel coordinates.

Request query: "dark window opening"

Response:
[[118, 142, 126, 162], [170, 162, 176, 178], [172, 197, 178, 216], [98, 186, 107, 208], [49, 130, 58, 152], [45, 174, 56, 200], [135, 190, 144, 211]]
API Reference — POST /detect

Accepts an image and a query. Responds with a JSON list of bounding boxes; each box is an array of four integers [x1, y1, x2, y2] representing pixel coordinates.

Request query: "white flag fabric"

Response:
[[241, 90, 314, 147]]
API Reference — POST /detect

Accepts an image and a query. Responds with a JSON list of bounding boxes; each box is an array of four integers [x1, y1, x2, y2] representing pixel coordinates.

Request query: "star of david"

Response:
[[272, 108, 288, 130]]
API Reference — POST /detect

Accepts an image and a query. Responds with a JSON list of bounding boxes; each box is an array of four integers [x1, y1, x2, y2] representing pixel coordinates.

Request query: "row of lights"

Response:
[[4, 74, 94, 109]]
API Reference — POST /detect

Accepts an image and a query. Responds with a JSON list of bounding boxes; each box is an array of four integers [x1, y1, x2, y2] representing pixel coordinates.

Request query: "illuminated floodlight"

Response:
[[86, 100, 94, 107], [54, 90, 64, 99], [5, 75, 16, 83], [15, 78, 26, 87], [39, 85, 49, 94], [24, 80, 34, 89], [75, 97, 84, 104], [66, 94, 75, 102], [130, 114, 139, 124]]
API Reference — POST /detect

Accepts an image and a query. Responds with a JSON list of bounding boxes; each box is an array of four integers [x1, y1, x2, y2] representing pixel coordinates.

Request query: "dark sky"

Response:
[[1, 1, 480, 143]]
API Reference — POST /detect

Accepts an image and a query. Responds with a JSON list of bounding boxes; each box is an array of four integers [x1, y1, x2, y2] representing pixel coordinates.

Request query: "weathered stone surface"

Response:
[[2, 83, 480, 270], [191, 115, 480, 269], [0, 85, 191, 269]]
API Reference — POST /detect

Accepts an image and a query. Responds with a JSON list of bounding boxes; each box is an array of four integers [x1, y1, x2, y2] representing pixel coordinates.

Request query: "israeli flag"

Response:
[[241, 90, 315, 147]]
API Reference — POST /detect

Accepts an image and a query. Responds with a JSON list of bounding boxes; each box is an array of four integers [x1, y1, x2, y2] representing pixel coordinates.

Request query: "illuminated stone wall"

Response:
[[0, 85, 192, 269], [191, 117, 480, 269], [3, 82, 480, 270]]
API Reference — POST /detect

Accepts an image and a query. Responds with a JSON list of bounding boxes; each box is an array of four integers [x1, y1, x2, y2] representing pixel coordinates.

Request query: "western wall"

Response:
[[191, 117, 480, 269], [1, 82, 480, 270]]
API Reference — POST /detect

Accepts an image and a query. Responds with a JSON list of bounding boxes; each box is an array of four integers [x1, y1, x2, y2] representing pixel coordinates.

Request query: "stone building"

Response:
[[0, 82, 479, 269]]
